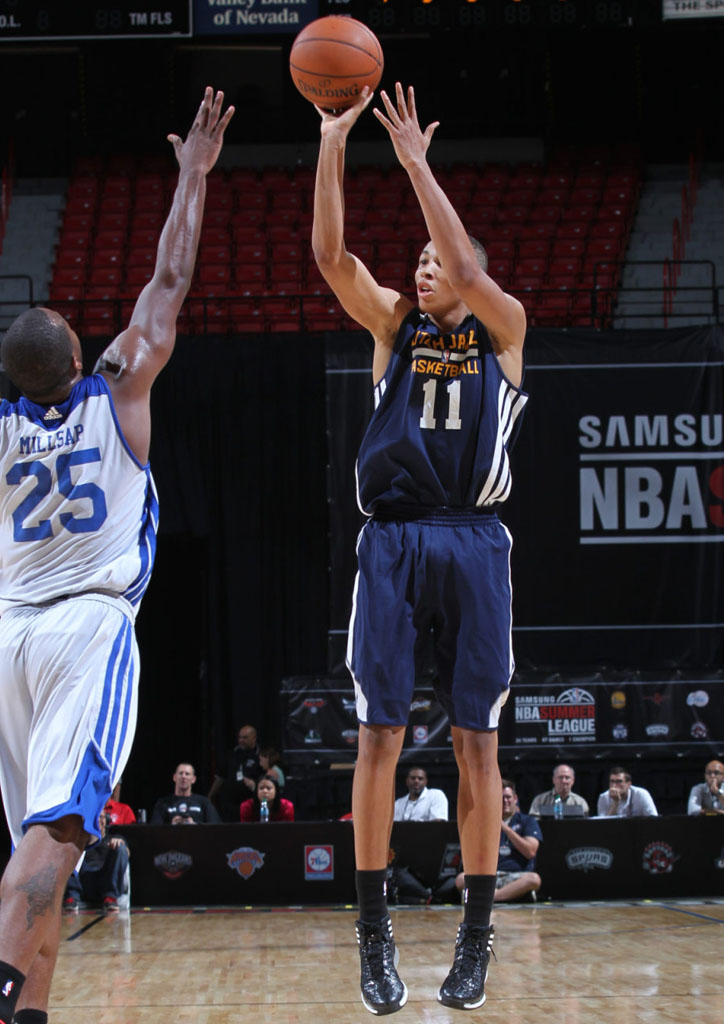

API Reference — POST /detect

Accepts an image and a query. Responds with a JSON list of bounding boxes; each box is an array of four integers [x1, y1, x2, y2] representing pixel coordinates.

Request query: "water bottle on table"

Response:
[[553, 794, 564, 820], [260, 798, 270, 823]]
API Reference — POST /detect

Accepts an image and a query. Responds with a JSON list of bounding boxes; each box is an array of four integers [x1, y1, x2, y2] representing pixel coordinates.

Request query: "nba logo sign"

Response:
[[305, 845, 334, 881]]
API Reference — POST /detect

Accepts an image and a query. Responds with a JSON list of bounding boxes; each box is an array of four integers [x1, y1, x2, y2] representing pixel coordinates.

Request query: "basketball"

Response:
[[289, 16, 383, 113]]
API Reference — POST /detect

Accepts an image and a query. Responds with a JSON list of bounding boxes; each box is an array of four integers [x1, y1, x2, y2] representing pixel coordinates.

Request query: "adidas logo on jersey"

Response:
[[43, 406, 62, 421]]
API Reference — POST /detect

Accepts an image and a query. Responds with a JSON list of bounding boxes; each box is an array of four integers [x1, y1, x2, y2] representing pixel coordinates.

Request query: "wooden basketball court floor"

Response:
[[50, 899, 724, 1023]]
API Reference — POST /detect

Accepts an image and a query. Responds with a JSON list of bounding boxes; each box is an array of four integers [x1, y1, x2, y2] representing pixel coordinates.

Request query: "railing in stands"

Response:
[[0, 143, 15, 258], [1, 263, 718, 338], [619, 259, 718, 327], [0, 276, 35, 332], [663, 148, 702, 327]]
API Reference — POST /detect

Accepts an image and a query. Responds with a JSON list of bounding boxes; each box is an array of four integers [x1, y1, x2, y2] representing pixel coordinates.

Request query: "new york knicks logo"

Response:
[[226, 846, 265, 879]]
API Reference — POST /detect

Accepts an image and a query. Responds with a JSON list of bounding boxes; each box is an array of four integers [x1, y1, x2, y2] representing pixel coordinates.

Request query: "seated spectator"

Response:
[[64, 811, 129, 914], [209, 724, 263, 820], [528, 764, 589, 818], [687, 760, 724, 815], [104, 779, 136, 825], [597, 767, 658, 817], [388, 767, 447, 904], [151, 762, 221, 824], [453, 780, 542, 902], [259, 746, 285, 790], [393, 766, 448, 821], [240, 775, 295, 822]]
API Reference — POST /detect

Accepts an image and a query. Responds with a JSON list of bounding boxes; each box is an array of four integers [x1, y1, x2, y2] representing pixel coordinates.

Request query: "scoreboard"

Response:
[[327, 0, 643, 32], [0, 0, 192, 39], [0, 1, 710, 41]]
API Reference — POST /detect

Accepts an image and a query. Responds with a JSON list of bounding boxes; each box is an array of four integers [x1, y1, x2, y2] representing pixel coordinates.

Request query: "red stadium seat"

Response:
[[55, 249, 89, 270], [518, 239, 551, 259], [199, 244, 231, 264], [53, 267, 86, 288], [126, 247, 156, 267]]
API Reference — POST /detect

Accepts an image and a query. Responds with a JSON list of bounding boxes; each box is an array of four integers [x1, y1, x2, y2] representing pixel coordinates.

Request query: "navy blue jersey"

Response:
[[498, 811, 542, 873], [356, 309, 528, 513]]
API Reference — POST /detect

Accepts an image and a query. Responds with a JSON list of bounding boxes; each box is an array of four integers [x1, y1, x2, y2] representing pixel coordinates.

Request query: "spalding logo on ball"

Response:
[[290, 15, 383, 113]]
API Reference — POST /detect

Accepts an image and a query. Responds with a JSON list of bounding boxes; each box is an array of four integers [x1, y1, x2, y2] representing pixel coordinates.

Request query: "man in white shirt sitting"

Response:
[[597, 767, 658, 817], [394, 766, 449, 822], [687, 760, 724, 815], [391, 767, 448, 904]]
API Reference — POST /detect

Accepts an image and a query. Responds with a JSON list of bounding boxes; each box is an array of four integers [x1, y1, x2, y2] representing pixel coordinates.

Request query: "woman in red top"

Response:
[[240, 775, 295, 822]]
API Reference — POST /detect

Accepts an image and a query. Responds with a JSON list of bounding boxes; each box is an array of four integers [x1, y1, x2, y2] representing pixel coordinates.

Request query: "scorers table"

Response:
[[114, 815, 724, 906]]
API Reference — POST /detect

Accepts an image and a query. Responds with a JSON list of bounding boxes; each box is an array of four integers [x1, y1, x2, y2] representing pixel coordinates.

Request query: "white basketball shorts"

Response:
[[0, 593, 139, 849]]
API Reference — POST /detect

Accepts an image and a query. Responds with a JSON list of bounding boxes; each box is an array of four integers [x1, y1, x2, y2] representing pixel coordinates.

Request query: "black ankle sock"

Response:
[[0, 960, 25, 1024], [355, 868, 388, 924], [14, 1011, 48, 1024], [462, 874, 496, 928]]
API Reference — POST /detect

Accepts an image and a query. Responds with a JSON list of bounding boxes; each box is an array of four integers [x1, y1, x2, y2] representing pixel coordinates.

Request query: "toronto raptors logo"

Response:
[[642, 841, 678, 874]]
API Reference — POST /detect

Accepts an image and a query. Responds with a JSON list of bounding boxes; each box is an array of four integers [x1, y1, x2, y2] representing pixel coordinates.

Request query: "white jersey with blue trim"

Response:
[[356, 309, 528, 513], [0, 374, 158, 616]]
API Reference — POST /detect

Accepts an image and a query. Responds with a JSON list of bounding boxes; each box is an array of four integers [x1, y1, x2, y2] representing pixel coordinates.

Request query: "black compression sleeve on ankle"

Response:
[[0, 961, 25, 1024], [462, 874, 496, 928], [355, 868, 389, 924], [14, 1010, 48, 1024]]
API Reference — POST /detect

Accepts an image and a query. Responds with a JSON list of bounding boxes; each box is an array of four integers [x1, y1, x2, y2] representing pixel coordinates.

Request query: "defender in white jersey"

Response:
[[0, 89, 233, 1024], [313, 84, 527, 1014]]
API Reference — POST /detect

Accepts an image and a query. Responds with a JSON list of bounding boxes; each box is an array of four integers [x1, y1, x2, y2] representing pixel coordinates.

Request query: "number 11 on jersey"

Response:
[[419, 379, 462, 431]]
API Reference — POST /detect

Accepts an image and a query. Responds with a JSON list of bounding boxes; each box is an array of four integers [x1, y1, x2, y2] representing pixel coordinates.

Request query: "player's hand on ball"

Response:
[[315, 87, 375, 139]]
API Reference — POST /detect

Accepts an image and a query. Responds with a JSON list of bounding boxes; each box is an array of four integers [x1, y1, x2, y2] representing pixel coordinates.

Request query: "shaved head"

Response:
[[1, 307, 76, 399]]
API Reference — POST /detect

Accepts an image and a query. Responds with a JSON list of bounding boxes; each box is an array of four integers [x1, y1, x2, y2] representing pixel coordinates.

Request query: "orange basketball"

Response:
[[290, 15, 383, 113]]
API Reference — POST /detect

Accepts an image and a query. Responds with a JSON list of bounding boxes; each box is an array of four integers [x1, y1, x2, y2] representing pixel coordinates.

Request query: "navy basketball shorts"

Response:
[[346, 513, 514, 730]]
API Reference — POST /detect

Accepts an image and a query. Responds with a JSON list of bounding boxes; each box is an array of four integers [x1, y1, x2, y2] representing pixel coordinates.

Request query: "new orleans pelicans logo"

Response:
[[226, 846, 265, 879], [154, 851, 193, 880]]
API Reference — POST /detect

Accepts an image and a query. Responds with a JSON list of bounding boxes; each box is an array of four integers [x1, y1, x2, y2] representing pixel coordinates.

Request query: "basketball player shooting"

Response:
[[312, 83, 528, 1014], [0, 88, 233, 1024]]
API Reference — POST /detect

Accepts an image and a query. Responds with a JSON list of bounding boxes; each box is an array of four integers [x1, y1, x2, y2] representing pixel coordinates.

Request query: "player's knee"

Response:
[[527, 872, 541, 892], [358, 723, 405, 760], [452, 729, 498, 772], [33, 814, 89, 850]]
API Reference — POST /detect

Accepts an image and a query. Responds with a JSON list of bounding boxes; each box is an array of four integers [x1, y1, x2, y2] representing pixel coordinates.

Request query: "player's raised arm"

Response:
[[312, 91, 413, 376], [374, 83, 526, 386], [95, 87, 234, 460]]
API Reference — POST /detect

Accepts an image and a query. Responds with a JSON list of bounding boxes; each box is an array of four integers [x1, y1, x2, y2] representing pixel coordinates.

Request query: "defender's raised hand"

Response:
[[373, 83, 439, 170], [167, 87, 235, 174]]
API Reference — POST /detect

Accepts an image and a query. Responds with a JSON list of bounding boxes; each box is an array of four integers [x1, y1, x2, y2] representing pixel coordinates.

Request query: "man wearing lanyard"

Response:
[[393, 767, 448, 822]]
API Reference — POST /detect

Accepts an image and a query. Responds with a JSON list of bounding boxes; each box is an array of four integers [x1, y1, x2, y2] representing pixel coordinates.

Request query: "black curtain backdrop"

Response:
[[114, 331, 329, 812], [326, 326, 724, 677]]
